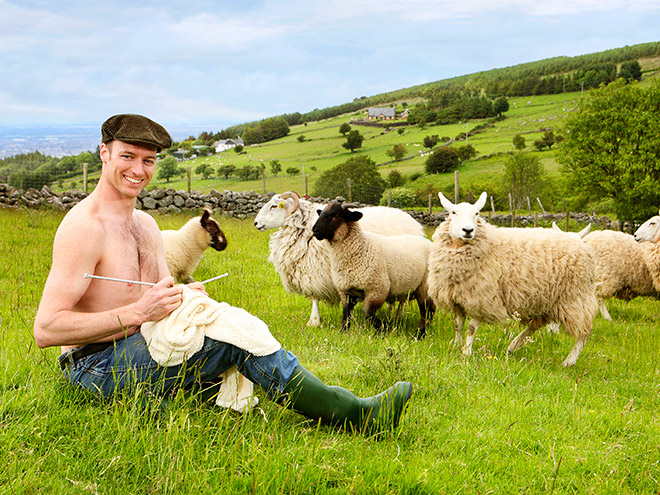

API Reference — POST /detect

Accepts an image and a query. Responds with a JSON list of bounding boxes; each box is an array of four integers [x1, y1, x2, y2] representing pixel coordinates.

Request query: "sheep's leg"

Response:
[[453, 314, 466, 347], [463, 318, 480, 356], [363, 296, 386, 332], [562, 335, 587, 367], [414, 296, 435, 339], [507, 320, 543, 354], [341, 294, 358, 332], [598, 300, 612, 321], [307, 298, 322, 327]]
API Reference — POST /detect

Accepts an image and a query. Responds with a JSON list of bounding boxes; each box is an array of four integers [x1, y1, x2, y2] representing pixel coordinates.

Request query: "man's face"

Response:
[[100, 141, 157, 197]]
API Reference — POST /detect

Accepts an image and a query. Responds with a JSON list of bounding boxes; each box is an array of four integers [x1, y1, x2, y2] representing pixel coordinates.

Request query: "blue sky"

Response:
[[2, 0, 659, 131]]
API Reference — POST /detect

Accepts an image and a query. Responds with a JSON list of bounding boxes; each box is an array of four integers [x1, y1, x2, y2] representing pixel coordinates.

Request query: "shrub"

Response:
[[425, 147, 460, 174], [313, 155, 386, 205], [380, 187, 417, 208]]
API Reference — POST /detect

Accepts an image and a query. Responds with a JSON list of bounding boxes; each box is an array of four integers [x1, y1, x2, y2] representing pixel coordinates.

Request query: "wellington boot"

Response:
[[280, 365, 413, 434]]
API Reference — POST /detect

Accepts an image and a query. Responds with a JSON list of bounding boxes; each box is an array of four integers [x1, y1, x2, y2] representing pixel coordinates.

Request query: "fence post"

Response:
[[187, 167, 191, 193], [304, 174, 308, 196], [454, 170, 459, 203], [534, 211, 538, 227], [387, 189, 392, 207], [83, 163, 88, 194], [262, 170, 266, 195], [428, 194, 432, 215], [565, 210, 570, 232], [526, 196, 532, 216], [536, 197, 546, 214], [347, 178, 352, 202], [490, 196, 495, 216], [509, 192, 514, 227]]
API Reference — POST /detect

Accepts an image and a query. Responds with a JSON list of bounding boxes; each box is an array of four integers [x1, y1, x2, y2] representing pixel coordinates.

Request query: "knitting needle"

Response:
[[84, 272, 229, 286], [199, 273, 229, 284], [84, 273, 156, 286]]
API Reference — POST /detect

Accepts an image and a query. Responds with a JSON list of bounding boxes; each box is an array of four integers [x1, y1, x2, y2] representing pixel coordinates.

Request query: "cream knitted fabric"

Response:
[[140, 286, 281, 411]]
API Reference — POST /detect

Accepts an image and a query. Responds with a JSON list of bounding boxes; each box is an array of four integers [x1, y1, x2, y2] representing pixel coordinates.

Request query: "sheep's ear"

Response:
[[438, 192, 454, 211], [201, 208, 210, 225], [552, 222, 562, 232], [347, 210, 363, 222], [474, 191, 488, 211]]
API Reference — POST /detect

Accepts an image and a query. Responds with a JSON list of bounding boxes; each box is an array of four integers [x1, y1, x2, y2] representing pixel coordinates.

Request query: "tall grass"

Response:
[[1, 208, 659, 493]]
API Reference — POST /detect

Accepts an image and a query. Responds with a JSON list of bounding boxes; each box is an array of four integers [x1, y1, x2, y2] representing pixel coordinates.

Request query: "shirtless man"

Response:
[[34, 114, 412, 434]]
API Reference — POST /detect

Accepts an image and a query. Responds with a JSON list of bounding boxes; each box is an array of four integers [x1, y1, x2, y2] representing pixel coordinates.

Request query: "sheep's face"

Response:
[[634, 213, 660, 243], [200, 210, 227, 251], [312, 202, 363, 242], [439, 191, 487, 243], [254, 194, 297, 231]]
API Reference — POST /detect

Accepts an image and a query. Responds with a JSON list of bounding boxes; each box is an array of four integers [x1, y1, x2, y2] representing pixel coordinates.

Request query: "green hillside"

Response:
[[40, 43, 660, 214]]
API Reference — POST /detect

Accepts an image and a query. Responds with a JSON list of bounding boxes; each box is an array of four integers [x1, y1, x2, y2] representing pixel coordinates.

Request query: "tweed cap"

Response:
[[101, 114, 172, 151]]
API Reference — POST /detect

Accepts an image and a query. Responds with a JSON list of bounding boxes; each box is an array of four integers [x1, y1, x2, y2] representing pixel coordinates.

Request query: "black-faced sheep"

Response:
[[312, 201, 434, 337], [254, 191, 425, 326], [162, 209, 227, 283], [428, 192, 598, 367]]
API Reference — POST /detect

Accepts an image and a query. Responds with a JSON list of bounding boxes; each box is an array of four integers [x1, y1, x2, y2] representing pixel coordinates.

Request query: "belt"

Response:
[[59, 341, 114, 370]]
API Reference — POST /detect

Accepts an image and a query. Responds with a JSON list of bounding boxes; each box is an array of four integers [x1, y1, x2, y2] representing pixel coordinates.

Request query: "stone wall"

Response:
[[0, 183, 619, 230]]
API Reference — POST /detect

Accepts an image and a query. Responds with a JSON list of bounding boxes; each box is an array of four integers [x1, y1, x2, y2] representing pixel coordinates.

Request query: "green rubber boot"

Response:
[[280, 365, 413, 435]]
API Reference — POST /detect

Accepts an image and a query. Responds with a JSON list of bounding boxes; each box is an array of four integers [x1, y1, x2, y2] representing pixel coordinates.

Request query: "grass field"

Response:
[[1, 208, 659, 493]]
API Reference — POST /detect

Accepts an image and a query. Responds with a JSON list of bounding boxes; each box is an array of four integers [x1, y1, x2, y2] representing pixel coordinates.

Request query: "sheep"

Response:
[[579, 229, 657, 320], [161, 209, 227, 283], [254, 191, 425, 326], [428, 192, 598, 367], [311, 201, 434, 337], [634, 210, 660, 292]]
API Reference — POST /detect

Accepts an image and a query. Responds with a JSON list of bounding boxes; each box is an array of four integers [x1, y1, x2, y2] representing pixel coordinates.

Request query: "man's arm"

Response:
[[33, 211, 182, 349]]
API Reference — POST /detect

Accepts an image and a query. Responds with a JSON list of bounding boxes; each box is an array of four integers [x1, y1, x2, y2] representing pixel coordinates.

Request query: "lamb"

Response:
[[427, 192, 598, 367], [312, 201, 434, 337], [161, 209, 227, 283], [254, 191, 425, 326]]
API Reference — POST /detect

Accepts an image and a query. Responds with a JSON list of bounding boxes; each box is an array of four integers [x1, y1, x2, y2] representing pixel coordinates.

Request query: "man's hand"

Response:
[[137, 276, 184, 323], [186, 281, 208, 296]]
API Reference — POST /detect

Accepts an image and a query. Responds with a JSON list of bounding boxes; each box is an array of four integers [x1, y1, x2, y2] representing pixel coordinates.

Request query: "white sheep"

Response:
[[254, 191, 424, 326], [580, 229, 656, 320], [161, 209, 227, 283], [634, 210, 660, 291], [428, 192, 598, 367], [312, 201, 434, 337]]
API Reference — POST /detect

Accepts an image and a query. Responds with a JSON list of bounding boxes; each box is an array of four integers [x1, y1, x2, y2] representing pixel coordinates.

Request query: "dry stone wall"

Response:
[[0, 183, 617, 229]]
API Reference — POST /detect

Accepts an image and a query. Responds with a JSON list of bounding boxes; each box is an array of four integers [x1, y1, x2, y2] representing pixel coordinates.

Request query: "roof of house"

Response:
[[368, 107, 396, 117]]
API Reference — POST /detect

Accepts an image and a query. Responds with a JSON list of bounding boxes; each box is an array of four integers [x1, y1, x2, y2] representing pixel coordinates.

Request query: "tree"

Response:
[[195, 163, 213, 179], [286, 166, 300, 176], [217, 164, 236, 179], [502, 152, 546, 210], [558, 79, 660, 222], [425, 147, 460, 174], [533, 130, 555, 151], [423, 135, 439, 150], [313, 155, 386, 205], [512, 134, 526, 150], [457, 144, 477, 163], [270, 159, 282, 177], [233, 145, 244, 153], [387, 169, 406, 188], [297, 134, 306, 142], [339, 122, 351, 136], [386, 143, 406, 161], [618, 60, 642, 82], [342, 130, 364, 153], [493, 96, 510, 116], [157, 156, 184, 183]]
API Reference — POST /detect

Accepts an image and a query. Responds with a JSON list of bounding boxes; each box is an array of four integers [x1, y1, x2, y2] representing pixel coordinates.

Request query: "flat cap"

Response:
[[101, 114, 172, 151]]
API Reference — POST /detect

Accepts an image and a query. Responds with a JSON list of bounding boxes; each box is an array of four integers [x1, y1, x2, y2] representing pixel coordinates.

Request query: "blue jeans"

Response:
[[59, 332, 299, 400]]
